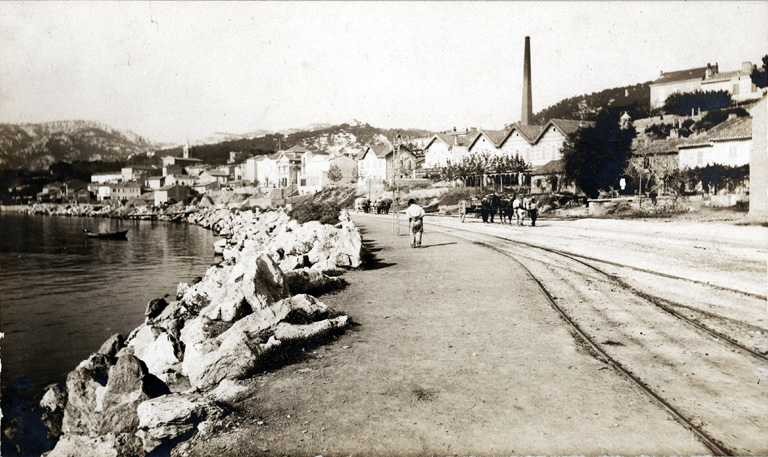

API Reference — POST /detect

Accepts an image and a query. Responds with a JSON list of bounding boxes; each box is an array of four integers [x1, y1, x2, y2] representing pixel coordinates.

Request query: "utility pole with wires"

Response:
[[392, 132, 402, 235]]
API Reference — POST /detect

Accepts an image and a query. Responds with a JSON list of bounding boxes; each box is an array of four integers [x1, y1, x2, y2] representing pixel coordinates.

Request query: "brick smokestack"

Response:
[[521, 36, 533, 125]]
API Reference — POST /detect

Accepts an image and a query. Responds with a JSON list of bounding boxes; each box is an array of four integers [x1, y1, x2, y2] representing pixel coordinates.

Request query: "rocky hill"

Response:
[[168, 123, 434, 166], [0, 121, 161, 171]]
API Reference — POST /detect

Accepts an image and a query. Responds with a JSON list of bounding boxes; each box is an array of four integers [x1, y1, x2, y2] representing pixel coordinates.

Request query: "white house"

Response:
[[466, 130, 507, 157], [154, 184, 190, 206], [90, 172, 122, 184], [677, 115, 752, 168], [498, 119, 589, 167], [650, 61, 765, 109], [275, 151, 303, 188], [298, 152, 357, 194], [422, 131, 479, 169], [256, 153, 280, 188], [147, 176, 165, 190], [96, 182, 141, 201], [357, 143, 392, 182], [165, 174, 196, 187]]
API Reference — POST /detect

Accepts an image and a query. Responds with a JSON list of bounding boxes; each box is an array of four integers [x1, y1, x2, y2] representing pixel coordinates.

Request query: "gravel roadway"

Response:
[[181, 214, 728, 457]]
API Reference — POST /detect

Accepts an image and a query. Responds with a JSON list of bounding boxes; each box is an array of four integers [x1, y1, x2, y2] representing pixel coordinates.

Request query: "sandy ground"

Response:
[[178, 215, 738, 457]]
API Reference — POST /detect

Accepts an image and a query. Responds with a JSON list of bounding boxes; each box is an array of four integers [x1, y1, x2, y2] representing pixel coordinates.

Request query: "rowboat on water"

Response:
[[83, 229, 128, 239]]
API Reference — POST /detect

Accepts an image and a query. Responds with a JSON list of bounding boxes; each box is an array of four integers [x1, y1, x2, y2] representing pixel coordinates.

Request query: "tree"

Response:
[[750, 55, 768, 88], [662, 90, 731, 116], [561, 109, 637, 199], [327, 164, 343, 183]]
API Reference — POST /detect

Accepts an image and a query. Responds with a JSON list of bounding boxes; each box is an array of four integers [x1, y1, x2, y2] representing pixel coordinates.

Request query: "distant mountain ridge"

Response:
[[0, 120, 163, 171]]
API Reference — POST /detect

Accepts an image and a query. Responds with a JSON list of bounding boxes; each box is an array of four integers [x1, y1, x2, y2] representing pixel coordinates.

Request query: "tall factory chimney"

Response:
[[521, 36, 533, 125]]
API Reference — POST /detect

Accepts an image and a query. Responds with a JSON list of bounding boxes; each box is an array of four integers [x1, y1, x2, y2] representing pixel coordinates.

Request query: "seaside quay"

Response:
[[24, 207, 364, 456], [178, 214, 707, 456]]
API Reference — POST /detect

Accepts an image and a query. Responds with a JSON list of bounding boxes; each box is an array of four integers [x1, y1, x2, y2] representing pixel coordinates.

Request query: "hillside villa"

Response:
[[649, 61, 765, 109]]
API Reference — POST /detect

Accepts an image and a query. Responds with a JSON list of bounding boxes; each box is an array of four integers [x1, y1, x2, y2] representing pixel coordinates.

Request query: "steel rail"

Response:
[[471, 239, 735, 457], [420, 219, 768, 363], [426, 216, 766, 301]]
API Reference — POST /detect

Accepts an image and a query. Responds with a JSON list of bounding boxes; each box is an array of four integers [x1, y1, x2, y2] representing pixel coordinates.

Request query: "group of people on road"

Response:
[[511, 194, 538, 227], [479, 193, 537, 226], [405, 193, 539, 250]]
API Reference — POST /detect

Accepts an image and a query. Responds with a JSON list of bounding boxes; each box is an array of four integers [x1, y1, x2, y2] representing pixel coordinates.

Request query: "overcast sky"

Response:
[[1, 1, 766, 144]]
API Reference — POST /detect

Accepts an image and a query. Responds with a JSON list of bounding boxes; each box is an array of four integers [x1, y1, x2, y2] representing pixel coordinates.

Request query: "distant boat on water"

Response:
[[83, 229, 128, 239]]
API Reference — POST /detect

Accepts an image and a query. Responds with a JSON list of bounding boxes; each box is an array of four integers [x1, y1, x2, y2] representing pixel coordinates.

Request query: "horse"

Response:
[[498, 197, 514, 224], [487, 193, 501, 223]]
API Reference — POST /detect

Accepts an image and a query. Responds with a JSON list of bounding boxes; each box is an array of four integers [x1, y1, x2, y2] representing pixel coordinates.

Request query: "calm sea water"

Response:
[[0, 212, 220, 401]]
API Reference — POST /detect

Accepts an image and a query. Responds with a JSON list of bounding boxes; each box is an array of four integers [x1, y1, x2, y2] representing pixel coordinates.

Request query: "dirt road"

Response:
[[182, 215, 732, 456]]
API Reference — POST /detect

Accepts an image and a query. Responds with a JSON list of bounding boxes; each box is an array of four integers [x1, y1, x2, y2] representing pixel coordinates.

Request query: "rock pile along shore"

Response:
[[29, 207, 364, 456], [25, 201, 212, 222]]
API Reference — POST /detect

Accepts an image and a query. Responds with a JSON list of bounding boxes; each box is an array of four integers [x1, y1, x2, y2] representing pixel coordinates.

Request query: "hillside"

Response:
[[528, 82, 652, 125], [0, 121, 161, 171], [160, 123, 434, 166]]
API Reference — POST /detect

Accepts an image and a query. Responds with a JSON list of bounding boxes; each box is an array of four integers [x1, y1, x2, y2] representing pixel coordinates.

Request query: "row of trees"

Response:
[[428, 153, 531, 184]]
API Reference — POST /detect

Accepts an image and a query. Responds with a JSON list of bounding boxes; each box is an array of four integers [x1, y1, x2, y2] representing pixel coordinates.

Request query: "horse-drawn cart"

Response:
[[459, 194, 516, 223], [458, 196, 484, 222], [354, 197, 371, 213]]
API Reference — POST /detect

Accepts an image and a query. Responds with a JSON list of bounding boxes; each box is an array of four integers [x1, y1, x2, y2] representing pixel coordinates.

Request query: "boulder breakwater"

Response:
[[3, 206, 364, 456]]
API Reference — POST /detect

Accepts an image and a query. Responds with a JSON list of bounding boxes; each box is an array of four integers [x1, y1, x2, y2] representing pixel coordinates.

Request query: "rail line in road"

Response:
[[442, 216, 766, 301], [472, 239, 735, 457], [418, 216, 767, 361], [352, 213, 767, 455]]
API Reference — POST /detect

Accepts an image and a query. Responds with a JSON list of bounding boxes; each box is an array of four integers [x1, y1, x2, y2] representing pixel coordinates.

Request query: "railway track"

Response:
[[422, 217, 767, 356], [353, 213, 768, 455], [472, 239, 735, 457]]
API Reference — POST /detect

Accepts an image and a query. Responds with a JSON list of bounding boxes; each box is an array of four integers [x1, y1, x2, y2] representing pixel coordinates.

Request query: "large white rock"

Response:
[[45, 434, 121, 457], [234, 252, 291, 312], [181, 294, 334, 390], [135, 393, 223, 453], [273, 316, 349, 342], [127, 326, 182, 379], [285, 268, 345, 295]]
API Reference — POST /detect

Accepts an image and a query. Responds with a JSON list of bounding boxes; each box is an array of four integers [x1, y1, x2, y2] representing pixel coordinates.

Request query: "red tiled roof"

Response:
[[651, 67, 707, 85], [707, 115, 752, 141], [427, 131, 480, 149], [372, 143, 393, 158], [632, 138, 686, 155], [701, 70, 747, 84], [284, 145, 310, 154]]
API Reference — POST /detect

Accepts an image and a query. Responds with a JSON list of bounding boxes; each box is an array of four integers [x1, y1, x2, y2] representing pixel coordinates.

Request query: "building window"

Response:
[[697, 150, 704, 166], [733, 83, 740, 95]]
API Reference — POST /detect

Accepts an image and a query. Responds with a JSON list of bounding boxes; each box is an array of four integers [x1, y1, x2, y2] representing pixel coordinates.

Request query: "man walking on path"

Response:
[[406, 198, 425, 248], [529, 197, 538, 226], [513, 195, 524, 226]]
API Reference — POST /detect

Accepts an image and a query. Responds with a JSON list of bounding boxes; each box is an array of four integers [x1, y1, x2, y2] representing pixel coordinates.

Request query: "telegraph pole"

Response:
[[392, 133, 402, 235]]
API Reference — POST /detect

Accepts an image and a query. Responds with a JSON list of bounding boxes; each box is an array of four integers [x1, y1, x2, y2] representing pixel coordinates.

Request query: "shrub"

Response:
[[289, 200, 342, 225], [437, 188, 475, 206]]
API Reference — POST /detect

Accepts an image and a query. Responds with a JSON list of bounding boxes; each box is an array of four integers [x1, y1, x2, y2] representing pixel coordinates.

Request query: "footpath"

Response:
[[185, 215, 707, 456]]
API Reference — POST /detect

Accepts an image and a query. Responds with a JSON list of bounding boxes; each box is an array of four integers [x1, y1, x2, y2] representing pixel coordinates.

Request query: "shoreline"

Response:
[[1, 202, 365, 456]]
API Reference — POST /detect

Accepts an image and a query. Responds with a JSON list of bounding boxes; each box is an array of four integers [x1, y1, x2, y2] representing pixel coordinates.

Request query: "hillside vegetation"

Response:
[[529, 82, 652, 125]]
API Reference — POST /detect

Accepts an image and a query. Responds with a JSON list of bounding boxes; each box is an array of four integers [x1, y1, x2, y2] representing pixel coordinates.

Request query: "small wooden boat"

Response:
[[83, 229, 128, 239]]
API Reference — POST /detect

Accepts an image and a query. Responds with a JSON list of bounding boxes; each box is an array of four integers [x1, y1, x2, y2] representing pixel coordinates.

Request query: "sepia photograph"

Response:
[[1, 1, 766, 456]]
